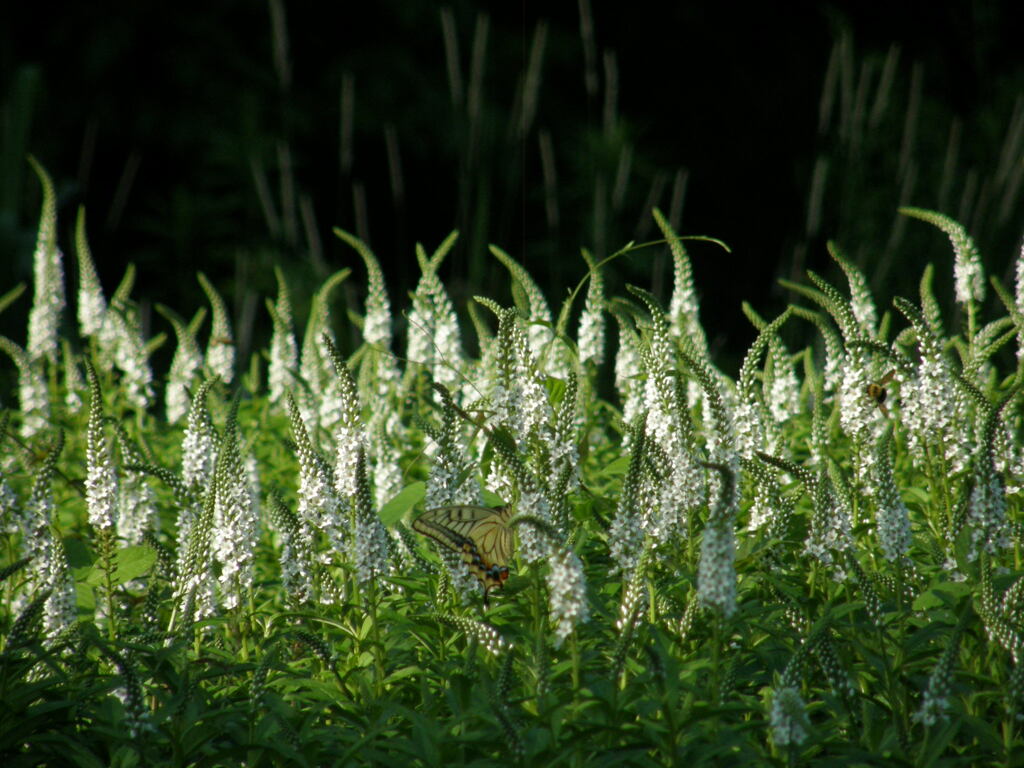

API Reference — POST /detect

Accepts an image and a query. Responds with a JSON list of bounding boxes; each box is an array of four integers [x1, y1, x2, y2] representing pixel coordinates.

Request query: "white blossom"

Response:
[[26, 171, 65, 366], [85, 380, 118, 531], [770, 686, 809, 747], [546, 548, 589, 647], [211, 434, 258, 609]]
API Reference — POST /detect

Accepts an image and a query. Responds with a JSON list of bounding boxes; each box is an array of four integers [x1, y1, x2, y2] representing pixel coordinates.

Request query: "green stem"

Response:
[[99, 526, 117, 641], [570, 631, 580, 696], [369, 578, 384, 699], [710, 612, 722, 711]]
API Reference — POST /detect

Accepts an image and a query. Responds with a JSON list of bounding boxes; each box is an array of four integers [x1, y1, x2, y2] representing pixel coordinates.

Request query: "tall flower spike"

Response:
[[406, 235, 464, 392], [759, 318, 800, 427], [697, 461, 738, 619], [488, 305, 553, 448], [837, 343, 881, 448], [900, 207, 985, 306], [107, 292, 154, 409], [321, 334, 365, 503], [770, 686, 810, 747], [18, 431, 75, 642], [112, 424, 158, 545], [369, 423, 403, 511], [790, 306, 845, 395], [869, 429, 912, 561], [609, 416, 648, 576], [61, 339, 84, 411], [158, 305, 206, 424], [630, 287, 704, 541], [654, 207, 709, 359], [964, 388, 1012, 560], [550, 371, 580, 506], [335, 228, 402, 402], [735, 306, 790, 458], [577, 249, 605, 366], [210, 402, 258, 609], [174, 468, 218, 626], [894, 296, 971, 476], [913, 625, 962, 726], [424, 383, 484, 602], [267, 266, 298, 405], [26, 157, 65, 366], [829, 241, 878, 337], [611, 306, 643, 433], [90, 263, 135, 371], [425, 383, 480, 510], [334, 228, 393, 348], [352, 445, 390, 586], [198, 272, 235, 385], [286, 391, 347, 563], [298, 269, 350, 431], [75, 207, 107, 339], [267, 492, 317, 605], [814, 463, 854, 571], [0, 415, 18, 534], [1015, 240, 1024, 360], [491, 246, 565, 377], [546, 546, 589, 647], [513, 475, 553, 565], [678, 337, 735, 465], [84, 359, 118, 531], [42, 534, 77, 643], [181, 377, 219, 495], [0, 336, 49, 438]]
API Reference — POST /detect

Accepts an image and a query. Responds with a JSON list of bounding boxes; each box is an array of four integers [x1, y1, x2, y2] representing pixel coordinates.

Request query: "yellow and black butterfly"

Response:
[[413, 504, 515, 600]]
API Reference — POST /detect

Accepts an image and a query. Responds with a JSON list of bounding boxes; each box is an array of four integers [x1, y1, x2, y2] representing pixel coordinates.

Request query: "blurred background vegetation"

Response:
[[1, 0, 1022, 375]]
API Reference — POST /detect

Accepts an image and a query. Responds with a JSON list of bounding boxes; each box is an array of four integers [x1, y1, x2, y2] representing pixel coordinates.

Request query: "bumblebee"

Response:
[[866, 370, 896, 418]]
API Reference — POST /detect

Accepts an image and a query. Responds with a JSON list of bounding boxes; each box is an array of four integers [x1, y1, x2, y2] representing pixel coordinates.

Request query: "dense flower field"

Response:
[[2, 162, 1023, 766]]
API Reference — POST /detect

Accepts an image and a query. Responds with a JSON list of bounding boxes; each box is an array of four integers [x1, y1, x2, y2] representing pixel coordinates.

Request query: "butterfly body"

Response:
[[413, 504, 514, 598]]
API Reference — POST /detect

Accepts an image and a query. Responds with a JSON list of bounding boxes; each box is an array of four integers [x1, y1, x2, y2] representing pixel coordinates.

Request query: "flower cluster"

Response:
[[913, 629, 961, 726], [576, 251, 605, 366], [770, 686, 809, 747], [697, 463, 738, 618], [609, 419, 648, 576], [199, 273, 235, 386], [868, 433, 912, 561], [267, 267, 299, 405], [287, 393, 347, 569], [162, 307, 205, 424], [351, 447, 390, 585], [0, 337, 49, 438], [210, 413, 259, 609], [545, 547, 589, 647], [84, 362, 118, 531], [181, 379, 218, 495], [26, 159, 66, 366], [406, 238, 463, 391]]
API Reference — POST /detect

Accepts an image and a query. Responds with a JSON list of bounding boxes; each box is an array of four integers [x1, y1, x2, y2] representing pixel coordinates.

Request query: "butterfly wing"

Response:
[[413, 505, 514, 594]]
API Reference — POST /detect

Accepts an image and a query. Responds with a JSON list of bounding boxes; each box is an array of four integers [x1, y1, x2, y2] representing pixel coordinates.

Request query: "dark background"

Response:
[[2, 0, 1022, 374]]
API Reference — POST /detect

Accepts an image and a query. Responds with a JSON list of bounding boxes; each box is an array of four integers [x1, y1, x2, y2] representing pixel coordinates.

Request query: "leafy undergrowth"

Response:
[[1, 164, 1024, 766]]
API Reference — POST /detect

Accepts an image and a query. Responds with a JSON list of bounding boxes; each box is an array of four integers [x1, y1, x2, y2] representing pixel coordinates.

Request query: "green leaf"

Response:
[[82, 546, 157, 587], [76, 582, 96, 613], [63, 536, 93, 569], [601, 455, 630, 476], [481, 488, 506, 507], [913, 581, 971, 612], [379, 481, 426, 526]]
